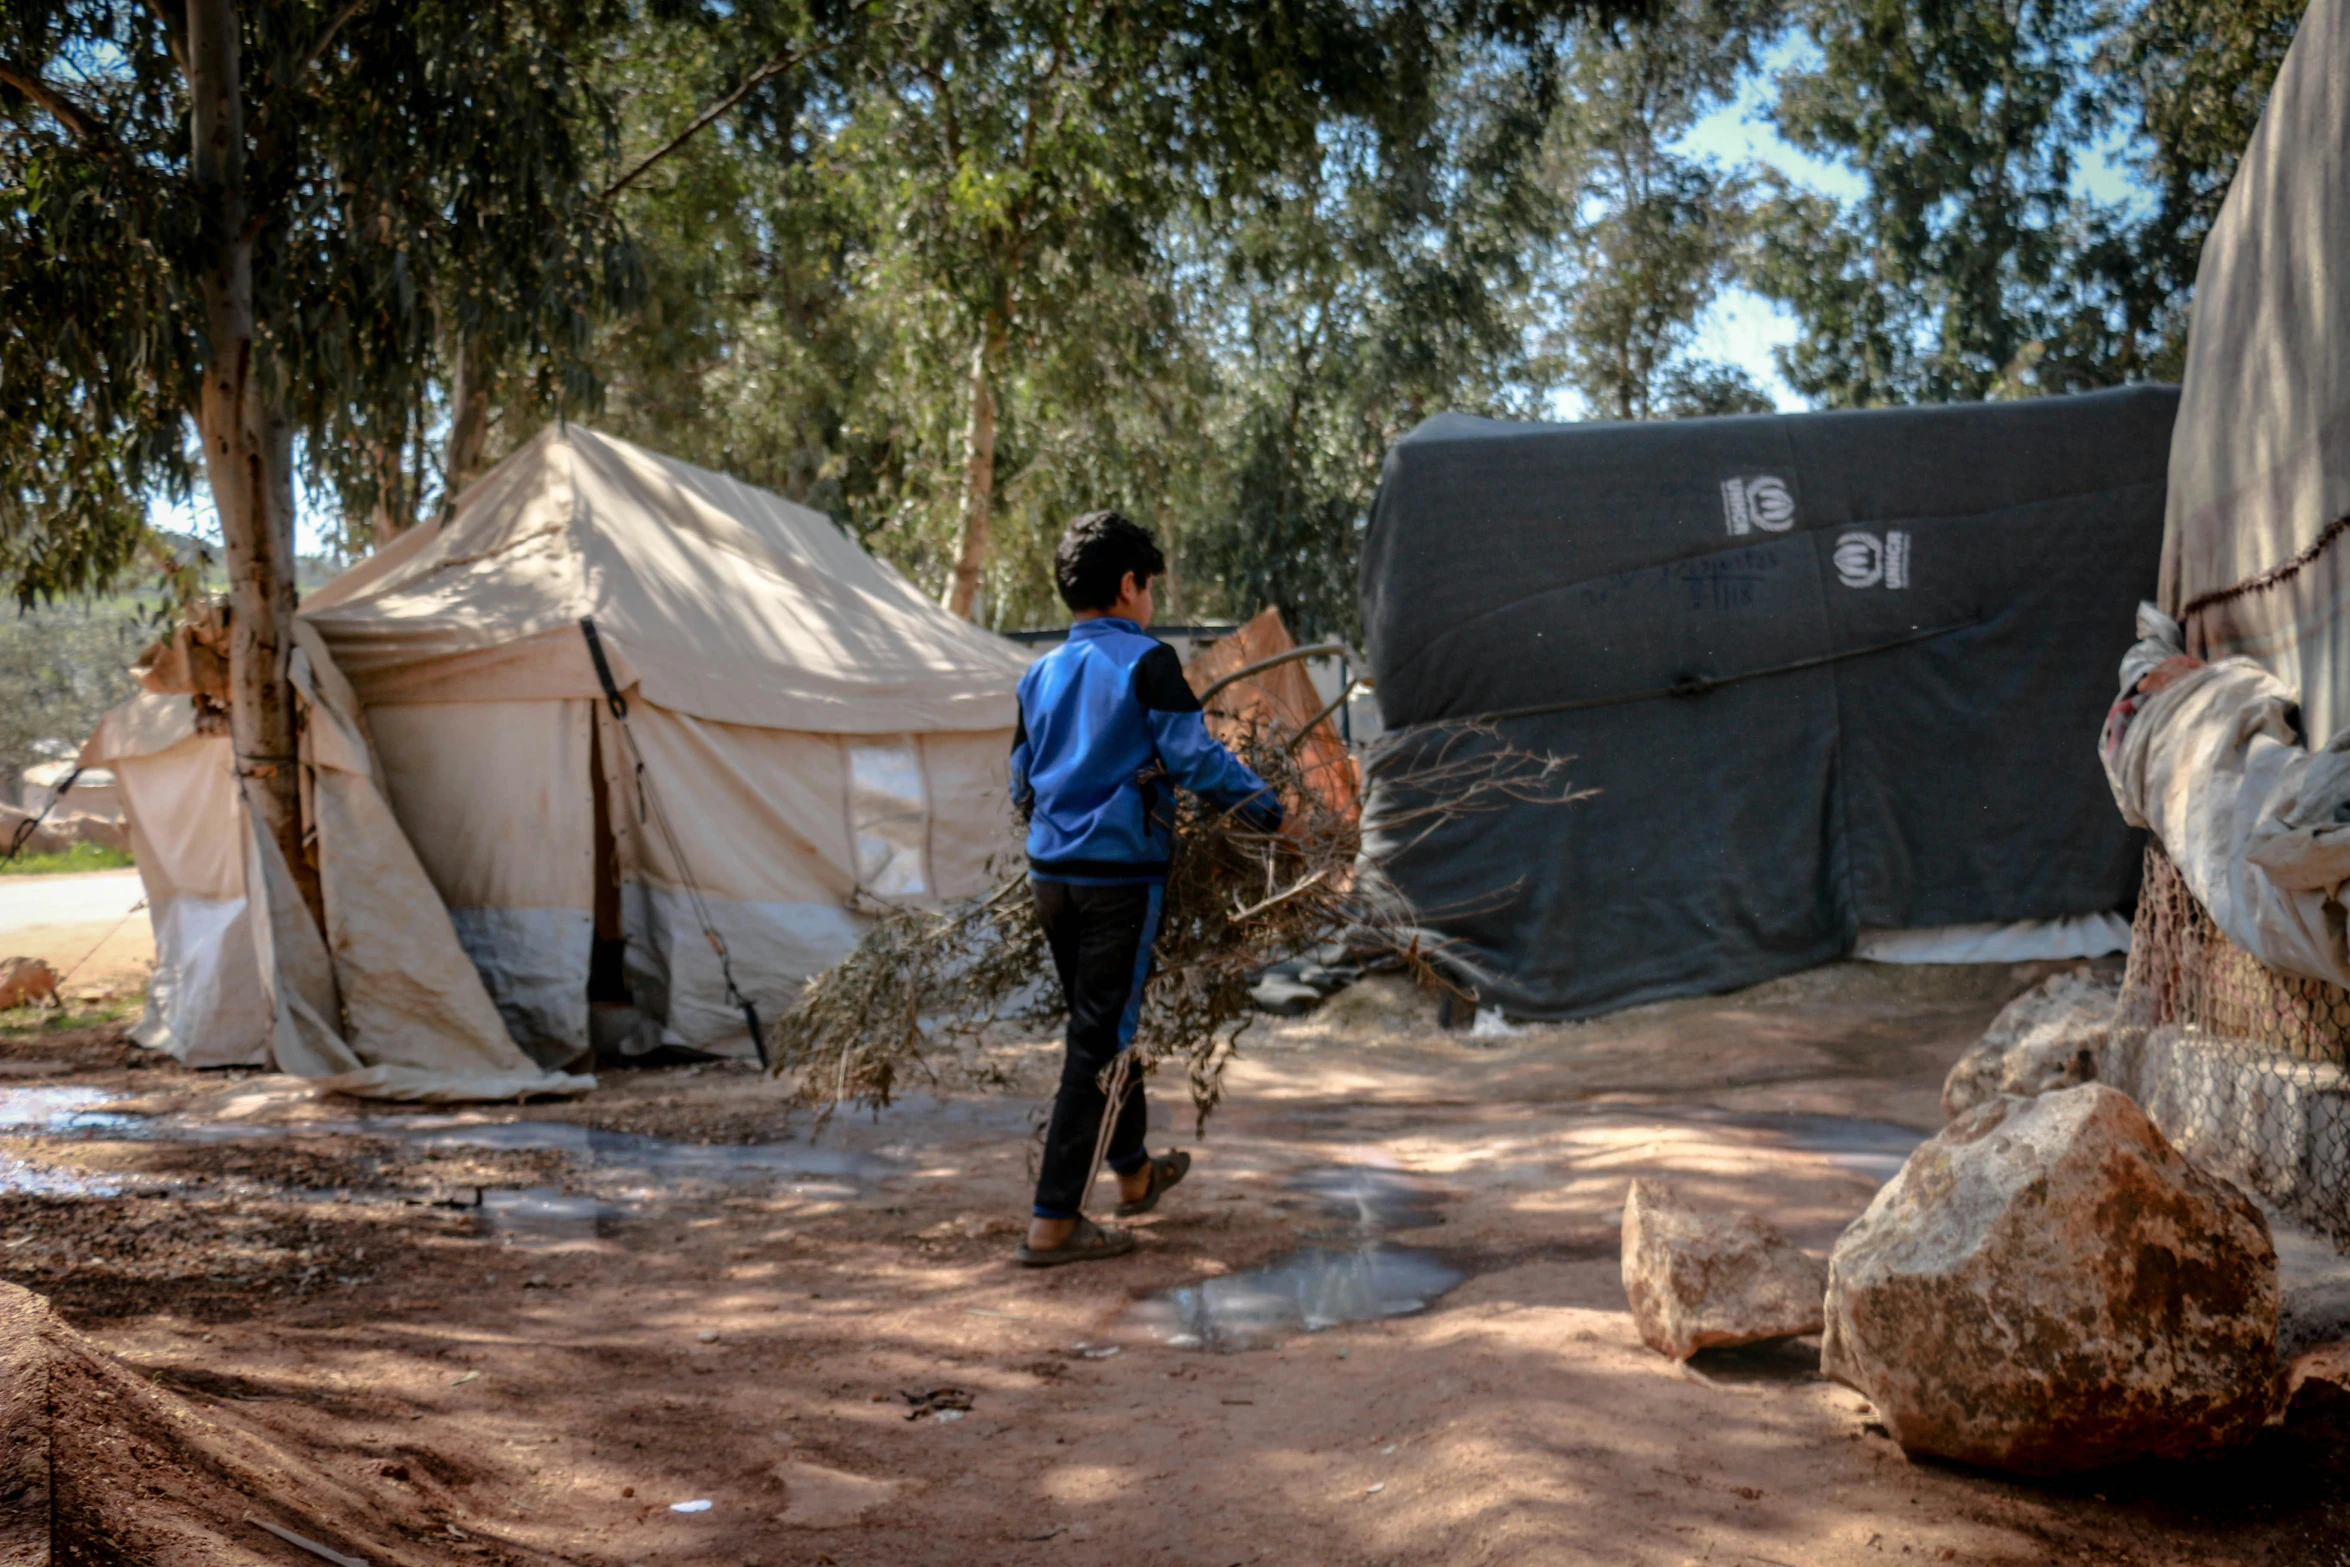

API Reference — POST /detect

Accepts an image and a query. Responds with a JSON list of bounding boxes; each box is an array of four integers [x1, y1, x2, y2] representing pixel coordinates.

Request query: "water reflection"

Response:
[[1127, 1245, 1466, 1350]]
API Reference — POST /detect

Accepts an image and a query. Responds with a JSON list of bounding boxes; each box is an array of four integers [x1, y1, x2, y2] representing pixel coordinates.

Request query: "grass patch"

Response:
[[0, 842, 134, 876], [0, 993, 140, 1039]]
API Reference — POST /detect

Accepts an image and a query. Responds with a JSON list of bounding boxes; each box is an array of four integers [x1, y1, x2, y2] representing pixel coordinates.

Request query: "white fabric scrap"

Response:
[[1854, 912, 2133, 965], [2101, 647, 2350, 990]]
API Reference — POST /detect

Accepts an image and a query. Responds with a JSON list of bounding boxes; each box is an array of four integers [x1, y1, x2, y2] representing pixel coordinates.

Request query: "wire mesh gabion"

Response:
[[2115, 843, 2350, 1246]]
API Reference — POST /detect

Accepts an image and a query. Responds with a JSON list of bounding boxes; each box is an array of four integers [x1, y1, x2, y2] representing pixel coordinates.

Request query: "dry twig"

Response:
[[767, 717, 1582, 1131]]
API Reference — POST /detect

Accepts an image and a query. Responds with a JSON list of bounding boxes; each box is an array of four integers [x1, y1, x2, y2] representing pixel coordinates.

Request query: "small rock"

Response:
[[1941, 970, 2117, 1119], [2284, 1341, 2350, 1438], [1248, 975, 1325, 1016], [1317, 974, 1438, 1031], [1619, 1178, 1827, 1359], [1824, 1084, 2278, 1474], [0, 957, 58, 1011], [696, 1329, 720, 1343], [523, 1274, 550, 1289]]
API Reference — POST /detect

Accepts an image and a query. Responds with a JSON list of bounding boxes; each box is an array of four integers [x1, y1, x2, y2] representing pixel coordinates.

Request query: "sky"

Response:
[[1674, 38, 1864, 414]]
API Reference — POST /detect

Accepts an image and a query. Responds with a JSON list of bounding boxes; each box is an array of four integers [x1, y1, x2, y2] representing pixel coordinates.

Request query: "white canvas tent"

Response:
[[86, 425, 1028, 1096]]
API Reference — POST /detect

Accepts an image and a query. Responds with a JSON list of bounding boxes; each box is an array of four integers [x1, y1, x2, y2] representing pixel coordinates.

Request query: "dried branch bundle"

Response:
[[767, 717, 1582, 1130]]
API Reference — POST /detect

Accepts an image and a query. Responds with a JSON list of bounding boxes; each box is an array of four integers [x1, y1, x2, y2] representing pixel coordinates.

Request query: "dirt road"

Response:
[[0, 866, 152, 992], [2, 960, 2343, 1566]]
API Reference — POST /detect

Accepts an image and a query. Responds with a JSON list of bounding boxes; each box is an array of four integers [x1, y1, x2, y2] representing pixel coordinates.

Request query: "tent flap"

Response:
[[218, 626, 595, 1101]]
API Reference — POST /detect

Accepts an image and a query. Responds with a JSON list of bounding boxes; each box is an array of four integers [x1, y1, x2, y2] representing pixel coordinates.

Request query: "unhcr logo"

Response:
[[1720, 475, 1796, 535], [1833, 529, 1911, 589]]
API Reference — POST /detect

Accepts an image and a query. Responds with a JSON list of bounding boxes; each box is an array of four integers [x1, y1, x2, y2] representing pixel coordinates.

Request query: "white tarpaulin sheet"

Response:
[[2103, 637, 2350, 990], [84, 697, 268, 1067], [597, 703, 1014, 1058], [2161, 0, 2350, 746], [1854, 913, 2133, 965]]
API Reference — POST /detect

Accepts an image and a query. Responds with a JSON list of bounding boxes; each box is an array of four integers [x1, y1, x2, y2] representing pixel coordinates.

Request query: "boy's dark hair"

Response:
[[1053, 510, 1166, 612]]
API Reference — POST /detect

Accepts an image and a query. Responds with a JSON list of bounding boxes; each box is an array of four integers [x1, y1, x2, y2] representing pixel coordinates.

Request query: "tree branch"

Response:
[[140, 0, 191, 77], [603, 6, 868, 201], [299, 0, 372, 77], [0, 64, 101, 140]]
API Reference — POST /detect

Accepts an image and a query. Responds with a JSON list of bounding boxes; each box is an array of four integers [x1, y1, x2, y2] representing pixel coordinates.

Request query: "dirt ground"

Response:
[[0, 866, 155, 995], [4, 958, 2348, 1567]]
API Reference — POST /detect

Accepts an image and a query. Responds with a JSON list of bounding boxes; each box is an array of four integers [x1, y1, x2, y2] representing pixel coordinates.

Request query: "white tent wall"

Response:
[[369, 699, 597, 1069], [358, 690, 1018, 1066], [80, 641, 595, 1100], [915, 730, 1021, 898], [98, 715, 271, 1067], [597, 701, 1017, 1058], [268, 627, 593, 1100]]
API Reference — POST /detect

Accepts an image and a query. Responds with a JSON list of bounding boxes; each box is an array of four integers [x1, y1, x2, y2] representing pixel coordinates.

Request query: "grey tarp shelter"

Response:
[[1358, 383, 2178, 1018]]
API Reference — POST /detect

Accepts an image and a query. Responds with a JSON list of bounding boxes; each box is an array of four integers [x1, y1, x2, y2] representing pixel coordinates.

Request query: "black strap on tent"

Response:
[[1395, 615, 1984, 732], [580, 618, 628, 720], [579, 617, 768, 1069], [1, 767, 81, 866], [580, 617, 647, 820]]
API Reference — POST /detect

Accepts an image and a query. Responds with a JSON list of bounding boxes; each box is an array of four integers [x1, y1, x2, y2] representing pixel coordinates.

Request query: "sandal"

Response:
[[1115, 1150, 1192, 1218], [1015, 1217, 1136, 1268]]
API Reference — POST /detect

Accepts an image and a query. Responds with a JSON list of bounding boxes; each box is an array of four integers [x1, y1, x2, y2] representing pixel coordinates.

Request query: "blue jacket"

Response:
[[1010, 618, 1283, 880]]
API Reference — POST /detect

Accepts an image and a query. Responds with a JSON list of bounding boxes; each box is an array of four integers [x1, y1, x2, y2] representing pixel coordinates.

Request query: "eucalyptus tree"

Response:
[[1546, 0, 1777, 420], [1183, 36, 1570, 637], [592, 1, 1597, 631], [829, 2, 1220, 618], [822, 0, 1598, 621], [1, 0, 630, 907], [2090, 0, 2302, 376], [1753, 0, 2142, 404]]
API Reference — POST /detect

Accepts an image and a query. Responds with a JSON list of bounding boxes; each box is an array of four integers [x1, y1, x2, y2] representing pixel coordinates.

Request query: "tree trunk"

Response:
[[1151, 499, 1183, 621], [442, 335, 492, 509], [942, 323, 1003, 620], [366, 433, 409, 548], [188, 0, 319, 925]]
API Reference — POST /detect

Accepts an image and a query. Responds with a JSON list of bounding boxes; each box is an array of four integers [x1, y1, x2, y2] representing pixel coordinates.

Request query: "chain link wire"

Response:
[[2116, 844, 2350, 1246]]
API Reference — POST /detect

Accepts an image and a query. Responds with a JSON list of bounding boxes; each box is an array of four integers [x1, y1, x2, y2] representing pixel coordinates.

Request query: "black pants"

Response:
[[1031, 878, 1161, 1219]]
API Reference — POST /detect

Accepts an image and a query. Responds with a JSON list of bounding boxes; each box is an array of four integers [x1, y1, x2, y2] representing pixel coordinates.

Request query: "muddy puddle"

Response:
[[0, 1086, 142, 1135], [0, 1084, 900, 1237], [1125, 1163, 1466, 1351], [1282, 1165, 1447, 1234], [351, 1118, 894, 1194], [478, 1187, 624, 1242], [1126, 1246, 1468, 1350]]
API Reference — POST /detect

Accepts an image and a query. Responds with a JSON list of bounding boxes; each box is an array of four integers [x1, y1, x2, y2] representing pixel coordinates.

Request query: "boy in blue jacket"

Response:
[[1009, 511, 1283, 1265]]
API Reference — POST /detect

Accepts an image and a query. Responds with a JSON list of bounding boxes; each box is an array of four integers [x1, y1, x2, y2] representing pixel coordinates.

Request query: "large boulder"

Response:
[[1940, 970, 2118, 1119], [1824, 1084, 2279, 1474], [0, 957, 56, 1011], [1621, 1178, 1827, 1359]]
